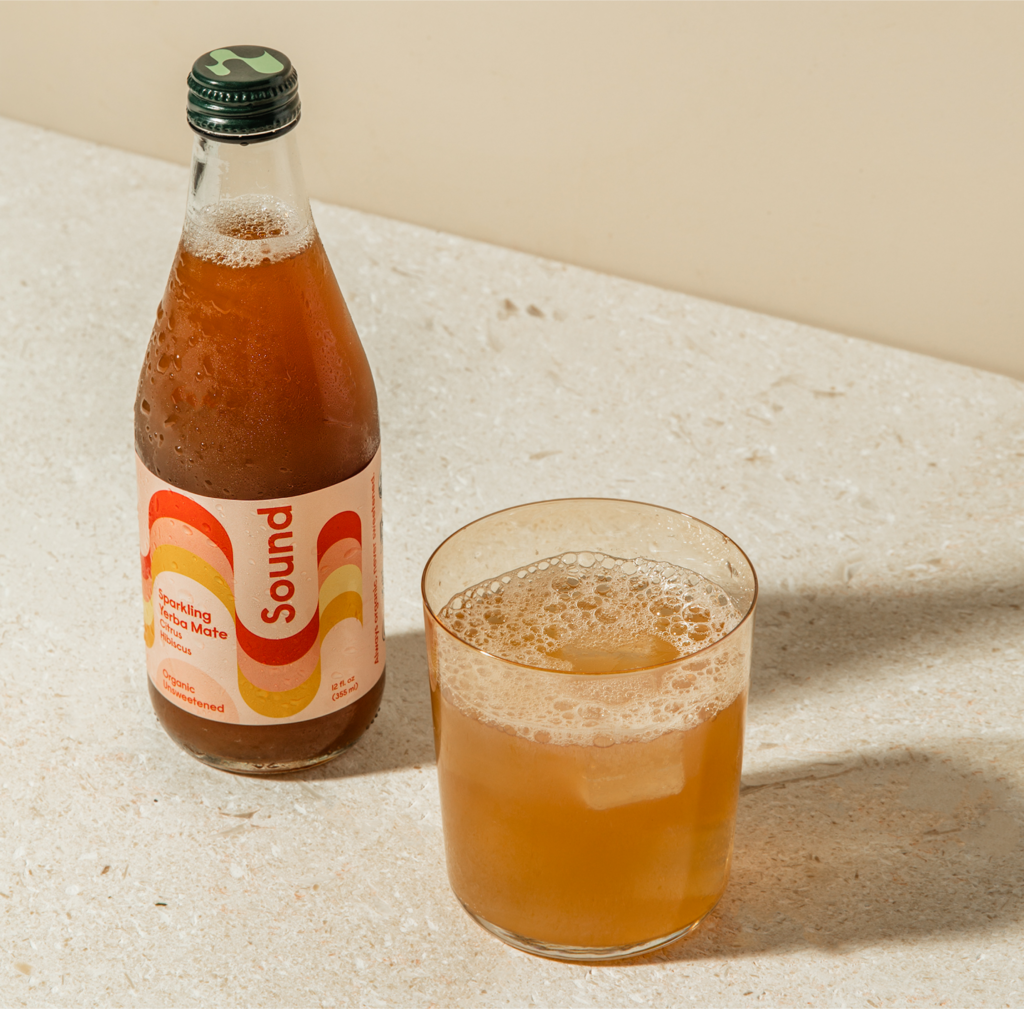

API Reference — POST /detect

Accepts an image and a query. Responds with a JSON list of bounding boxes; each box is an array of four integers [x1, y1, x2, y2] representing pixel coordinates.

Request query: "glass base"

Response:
[[459, 899, 713, 962], [178, 740, 355, 776]]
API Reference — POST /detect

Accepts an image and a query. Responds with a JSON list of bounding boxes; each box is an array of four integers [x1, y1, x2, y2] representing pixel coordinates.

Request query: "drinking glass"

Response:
[[422, 499, 757, 961]]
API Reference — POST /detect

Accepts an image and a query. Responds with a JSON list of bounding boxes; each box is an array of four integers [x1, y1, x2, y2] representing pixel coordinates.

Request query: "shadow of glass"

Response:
[[750, 580, 1024, 711], [280, 629, 436, 781], [646, 745, 1023, 962]]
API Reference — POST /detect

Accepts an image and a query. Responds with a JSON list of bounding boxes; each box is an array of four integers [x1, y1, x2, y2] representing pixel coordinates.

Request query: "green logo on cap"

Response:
[[204, 49, 285, 77]]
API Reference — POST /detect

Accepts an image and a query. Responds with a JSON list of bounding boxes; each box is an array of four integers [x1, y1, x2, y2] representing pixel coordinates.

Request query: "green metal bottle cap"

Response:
[[187, 46, 300, 142]]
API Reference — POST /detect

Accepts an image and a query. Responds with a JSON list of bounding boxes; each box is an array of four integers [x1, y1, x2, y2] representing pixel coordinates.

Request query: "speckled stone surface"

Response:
[[1, 116, 1022, 1008]]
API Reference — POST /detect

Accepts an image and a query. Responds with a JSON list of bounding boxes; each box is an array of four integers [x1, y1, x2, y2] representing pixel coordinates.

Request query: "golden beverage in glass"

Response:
[[422, 499, 757, 961]]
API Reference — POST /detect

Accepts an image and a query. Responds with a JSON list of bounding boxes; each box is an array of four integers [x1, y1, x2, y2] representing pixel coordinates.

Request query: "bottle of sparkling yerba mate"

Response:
[[135, 46, 385, 773]]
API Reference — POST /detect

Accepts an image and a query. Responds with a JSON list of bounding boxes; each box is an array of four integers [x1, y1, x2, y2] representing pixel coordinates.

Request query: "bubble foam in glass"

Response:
[[421, 499, 758, 961]]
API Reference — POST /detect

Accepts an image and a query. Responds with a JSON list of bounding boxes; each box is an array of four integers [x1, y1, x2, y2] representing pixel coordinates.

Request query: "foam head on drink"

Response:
[[429, 550, 750, 952]]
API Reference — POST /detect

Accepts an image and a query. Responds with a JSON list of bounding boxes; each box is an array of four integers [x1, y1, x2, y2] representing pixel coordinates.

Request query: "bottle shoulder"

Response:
[[134, 236, 379, 499]]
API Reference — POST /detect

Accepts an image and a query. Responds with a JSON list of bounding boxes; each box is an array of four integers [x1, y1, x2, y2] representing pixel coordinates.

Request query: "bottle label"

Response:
[[136, 450, 384, 725]]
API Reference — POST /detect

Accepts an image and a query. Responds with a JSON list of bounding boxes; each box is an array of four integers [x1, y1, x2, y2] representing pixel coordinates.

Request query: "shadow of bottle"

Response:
[[287, 628, 436, 780]]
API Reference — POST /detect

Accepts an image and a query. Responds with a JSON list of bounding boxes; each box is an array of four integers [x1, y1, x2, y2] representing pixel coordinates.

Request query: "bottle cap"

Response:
[[187, 46, 300, 142]]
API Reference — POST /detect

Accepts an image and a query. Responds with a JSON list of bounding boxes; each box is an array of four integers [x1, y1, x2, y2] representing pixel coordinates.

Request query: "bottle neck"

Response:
[[183, 130, 315, 260]]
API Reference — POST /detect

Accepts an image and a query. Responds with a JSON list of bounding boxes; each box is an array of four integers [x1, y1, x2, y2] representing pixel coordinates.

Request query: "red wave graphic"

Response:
[[236, 607, 320, 664], [237, 638, 322, 693], [149, 491, 233, 567], [317, 511, 361, 563]]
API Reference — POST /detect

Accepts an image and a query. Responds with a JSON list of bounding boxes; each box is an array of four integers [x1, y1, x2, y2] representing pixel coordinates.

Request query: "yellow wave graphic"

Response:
[[320, 591, 363, 643], [318, 564, 362, 608], [151, 544, 236, 618], [238, 662, 321, 718], [143, 598, 155, 648]]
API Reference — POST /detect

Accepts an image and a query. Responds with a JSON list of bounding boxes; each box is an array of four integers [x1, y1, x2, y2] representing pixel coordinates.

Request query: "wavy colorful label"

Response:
[[136, 450, 384, 724]]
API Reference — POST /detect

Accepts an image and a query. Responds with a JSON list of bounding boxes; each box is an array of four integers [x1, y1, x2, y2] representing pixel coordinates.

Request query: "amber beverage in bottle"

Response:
[[135, 46, 385, 773]]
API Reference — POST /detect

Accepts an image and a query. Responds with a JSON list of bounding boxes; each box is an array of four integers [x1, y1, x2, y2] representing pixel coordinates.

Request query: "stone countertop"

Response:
[[1, 115, 1022, 1008]]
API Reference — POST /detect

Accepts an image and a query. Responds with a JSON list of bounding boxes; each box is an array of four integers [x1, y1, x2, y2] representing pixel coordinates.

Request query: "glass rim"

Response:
[[420, 497, 758, 677]]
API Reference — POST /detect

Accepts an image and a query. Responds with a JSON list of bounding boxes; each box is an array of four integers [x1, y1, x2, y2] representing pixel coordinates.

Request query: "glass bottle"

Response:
[[135, 46, 385, 773]]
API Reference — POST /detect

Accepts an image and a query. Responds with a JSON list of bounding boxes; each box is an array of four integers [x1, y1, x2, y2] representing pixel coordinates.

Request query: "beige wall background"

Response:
[[3, 1, 1022, 379]]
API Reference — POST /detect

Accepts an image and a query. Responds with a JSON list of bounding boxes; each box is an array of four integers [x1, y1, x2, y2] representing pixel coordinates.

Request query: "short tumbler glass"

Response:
[[421, 499, 757, 961]]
